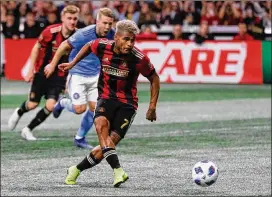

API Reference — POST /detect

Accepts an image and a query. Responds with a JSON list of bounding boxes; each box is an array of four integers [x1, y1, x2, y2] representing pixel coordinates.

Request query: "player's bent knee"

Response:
[[45, 100, 57, 112], [27, 101, 39, 110], [73, 105, 86, 114], [94, 116, 109, 134]]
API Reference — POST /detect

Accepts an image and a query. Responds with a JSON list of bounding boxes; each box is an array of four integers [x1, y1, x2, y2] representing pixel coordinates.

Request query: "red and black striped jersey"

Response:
[[89, 39, 155, 110], [35, 24, 75, 80]]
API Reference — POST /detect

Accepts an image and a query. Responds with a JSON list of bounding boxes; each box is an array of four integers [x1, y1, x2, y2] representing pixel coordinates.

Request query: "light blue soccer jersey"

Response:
[[67, 25, 115, 77]]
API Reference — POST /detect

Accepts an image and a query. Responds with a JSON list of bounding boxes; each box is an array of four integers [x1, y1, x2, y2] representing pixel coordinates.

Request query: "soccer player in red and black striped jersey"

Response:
[[8, 5, 79, 140], [60, 20, 160, 187]]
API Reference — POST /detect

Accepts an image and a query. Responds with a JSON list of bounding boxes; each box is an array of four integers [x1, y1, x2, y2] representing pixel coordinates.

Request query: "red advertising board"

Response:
[[136, 40, 263, 84], [4, 39, 263, 84], [5, 39, 36, 80]]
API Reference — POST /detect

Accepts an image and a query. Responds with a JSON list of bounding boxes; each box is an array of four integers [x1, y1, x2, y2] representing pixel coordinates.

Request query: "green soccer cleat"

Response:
[[65, 165, 80, 185], [113, 167, 129, 188]]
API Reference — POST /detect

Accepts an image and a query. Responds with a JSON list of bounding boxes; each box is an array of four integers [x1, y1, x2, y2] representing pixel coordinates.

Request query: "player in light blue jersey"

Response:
[[44, 8, 115, 149]]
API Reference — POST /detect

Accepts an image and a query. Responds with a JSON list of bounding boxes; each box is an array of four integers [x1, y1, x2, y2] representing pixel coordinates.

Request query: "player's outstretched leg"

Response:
[[74, 110, 94, 149]]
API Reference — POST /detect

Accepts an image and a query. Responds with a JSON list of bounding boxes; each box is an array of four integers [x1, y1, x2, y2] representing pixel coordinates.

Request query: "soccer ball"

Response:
[[192, 160, 219, 187]]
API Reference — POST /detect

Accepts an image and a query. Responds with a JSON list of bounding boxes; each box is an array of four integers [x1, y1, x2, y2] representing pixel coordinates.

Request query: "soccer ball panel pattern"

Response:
[[192, 160, 219, 187]]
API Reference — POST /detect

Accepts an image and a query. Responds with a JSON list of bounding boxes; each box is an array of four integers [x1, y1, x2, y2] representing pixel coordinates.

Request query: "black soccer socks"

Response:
[[27, 107, 51, 130], [77, 152, 101, 171], [102, 147, 121, 169], [18, 101, 29, 116]]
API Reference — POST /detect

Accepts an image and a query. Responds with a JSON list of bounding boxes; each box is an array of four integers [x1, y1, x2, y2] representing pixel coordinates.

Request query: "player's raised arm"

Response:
[[44, 40, 72, 78], [58, 42, 93, 72]]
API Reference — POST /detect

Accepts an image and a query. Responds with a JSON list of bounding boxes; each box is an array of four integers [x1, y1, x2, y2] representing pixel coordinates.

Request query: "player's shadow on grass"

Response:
[[79, 181, 129, 189], [54, 180, 129, 188]]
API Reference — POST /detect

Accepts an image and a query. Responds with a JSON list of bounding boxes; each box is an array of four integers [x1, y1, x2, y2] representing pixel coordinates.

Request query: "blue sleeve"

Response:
[[67, 30, 86, 49], [106, 29, 115, 40]]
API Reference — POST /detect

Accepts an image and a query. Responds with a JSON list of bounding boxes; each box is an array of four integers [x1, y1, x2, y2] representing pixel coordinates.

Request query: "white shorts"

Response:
[[67, 74, 99, 105]]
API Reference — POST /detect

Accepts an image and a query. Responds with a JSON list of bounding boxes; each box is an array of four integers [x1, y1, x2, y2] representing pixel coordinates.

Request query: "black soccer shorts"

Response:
[[94, 98, 137, 138], [29, 73, 65, 103]]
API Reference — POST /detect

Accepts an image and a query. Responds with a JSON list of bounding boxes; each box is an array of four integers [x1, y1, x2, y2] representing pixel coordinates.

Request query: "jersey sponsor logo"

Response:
[[102, 65, 129, 78]]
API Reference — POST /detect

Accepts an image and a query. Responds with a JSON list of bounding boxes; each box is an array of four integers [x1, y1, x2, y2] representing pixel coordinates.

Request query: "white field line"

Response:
[[127, 125, 271, 138], [183, 125, 271, 133]]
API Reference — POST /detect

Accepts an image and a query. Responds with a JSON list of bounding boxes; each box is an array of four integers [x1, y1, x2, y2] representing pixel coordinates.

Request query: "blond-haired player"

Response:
[[44, 8, 115, 149], [8, 5, 80, 140]]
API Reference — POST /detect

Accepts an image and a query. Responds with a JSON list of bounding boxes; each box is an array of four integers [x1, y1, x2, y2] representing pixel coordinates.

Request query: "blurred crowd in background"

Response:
[[1, 0, 271, 41]]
